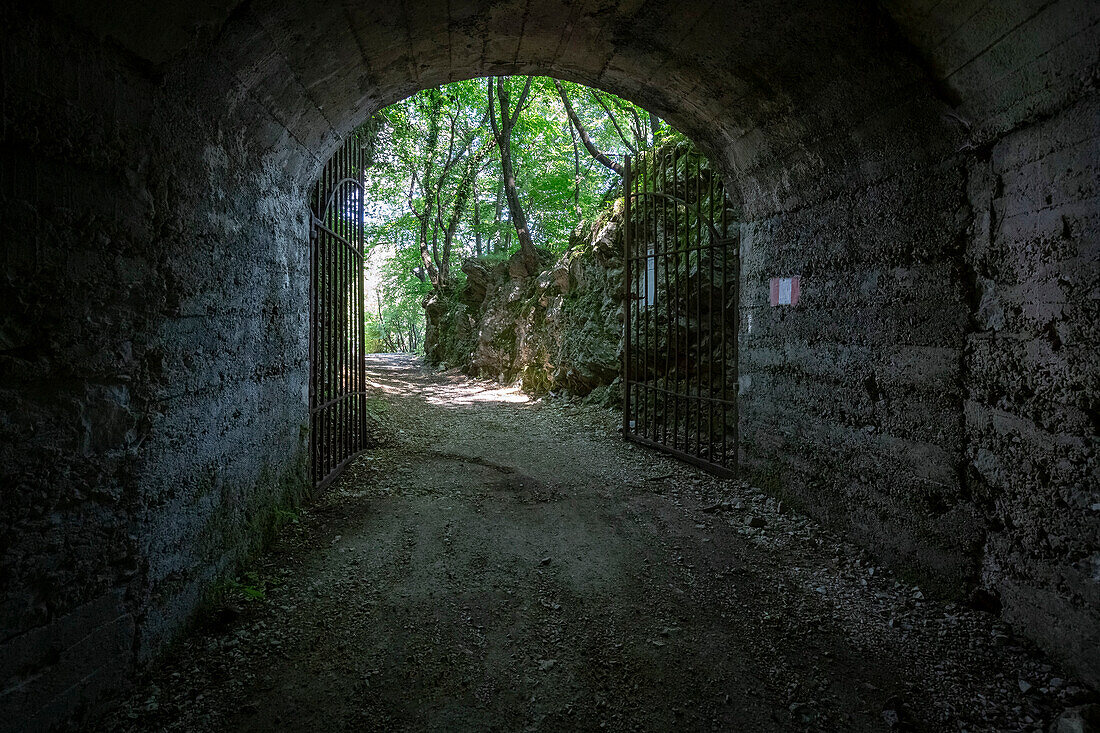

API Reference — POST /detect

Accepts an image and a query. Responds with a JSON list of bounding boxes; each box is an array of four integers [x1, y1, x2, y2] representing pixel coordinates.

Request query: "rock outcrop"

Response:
[[425, 209, 625, 403]]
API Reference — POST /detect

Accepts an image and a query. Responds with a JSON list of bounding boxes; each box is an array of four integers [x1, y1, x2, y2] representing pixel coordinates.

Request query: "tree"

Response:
[[360, 76, 683, 347], [488, 76, 539, 275]]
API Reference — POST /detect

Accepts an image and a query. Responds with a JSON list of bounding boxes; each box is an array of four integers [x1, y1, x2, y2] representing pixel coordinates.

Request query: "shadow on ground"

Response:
[[93, 355, 1088, 732]]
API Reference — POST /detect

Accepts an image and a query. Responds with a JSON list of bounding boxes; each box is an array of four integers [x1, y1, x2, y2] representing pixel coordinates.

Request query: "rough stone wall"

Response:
[[737, 90, 1100, 688], [0, 5, 313, 727], [426, 215, 624, 401], [1, 10, 158, 725], [736, 157, 982, 598], [963, 93, 1100, 685], [884, 0, 1100, 686]]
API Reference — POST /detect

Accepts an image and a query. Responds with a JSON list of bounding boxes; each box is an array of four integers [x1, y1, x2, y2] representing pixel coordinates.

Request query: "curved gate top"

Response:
[[309, 134, 370, 489], [622, 149, 739, 477]]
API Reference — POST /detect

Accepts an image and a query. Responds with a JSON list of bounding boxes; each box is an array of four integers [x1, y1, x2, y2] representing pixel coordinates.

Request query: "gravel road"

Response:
[[93, 354, 1092, 732]]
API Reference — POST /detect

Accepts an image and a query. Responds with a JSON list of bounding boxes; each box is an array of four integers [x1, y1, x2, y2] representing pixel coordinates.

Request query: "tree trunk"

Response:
[[490, 175, 505, 252], [409, 92, 445, 289], [488, 76, 539, 275], [411, 178, 439, 287], [590, 89, 636, 154], [472, 175, 482, 258], [441, 142, 491, 279], [567, 120, 581, 219], [623, 104, 646, 150]]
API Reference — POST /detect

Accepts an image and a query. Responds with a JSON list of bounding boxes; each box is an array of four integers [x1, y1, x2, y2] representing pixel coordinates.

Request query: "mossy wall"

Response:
[[425, 212, 625, 405]]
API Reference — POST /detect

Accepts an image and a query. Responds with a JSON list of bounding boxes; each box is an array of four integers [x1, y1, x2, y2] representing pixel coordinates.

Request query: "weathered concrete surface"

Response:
[[736, 158, 981, 598], [1, 4, 312, 727], [963, 92, 1100, 690], [1, 0, 1097, 728]]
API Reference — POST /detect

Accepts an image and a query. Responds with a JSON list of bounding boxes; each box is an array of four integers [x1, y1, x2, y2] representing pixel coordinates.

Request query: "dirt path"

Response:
[[95, 355, 1088, 732]]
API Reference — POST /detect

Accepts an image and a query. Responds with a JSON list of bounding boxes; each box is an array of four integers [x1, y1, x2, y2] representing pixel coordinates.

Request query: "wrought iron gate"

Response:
[[309, 133, 369, 489], [622, 149, 739, 476]]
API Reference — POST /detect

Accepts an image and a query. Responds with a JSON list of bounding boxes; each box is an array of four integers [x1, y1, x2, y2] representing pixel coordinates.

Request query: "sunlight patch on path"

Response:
[[365, 354, 531, 406]]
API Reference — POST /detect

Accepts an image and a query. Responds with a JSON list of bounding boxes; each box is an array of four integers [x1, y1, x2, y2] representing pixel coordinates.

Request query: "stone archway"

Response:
[[2, 1, 1096, 726]]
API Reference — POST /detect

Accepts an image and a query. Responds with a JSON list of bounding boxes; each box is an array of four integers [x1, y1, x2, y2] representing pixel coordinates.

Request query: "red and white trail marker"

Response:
[[769, 276, 800, 307]]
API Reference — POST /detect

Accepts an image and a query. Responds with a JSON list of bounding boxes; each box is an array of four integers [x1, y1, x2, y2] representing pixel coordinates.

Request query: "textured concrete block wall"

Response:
[[737, 157, 982, 597], [0, 6, 312, 727], [885, 0, 1100, 686], [964, 93, 1100, 685], [0, 10, 155, 724]]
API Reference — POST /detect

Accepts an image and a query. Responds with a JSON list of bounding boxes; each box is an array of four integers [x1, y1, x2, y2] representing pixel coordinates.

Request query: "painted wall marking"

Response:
[[769, 276, 800, 307]]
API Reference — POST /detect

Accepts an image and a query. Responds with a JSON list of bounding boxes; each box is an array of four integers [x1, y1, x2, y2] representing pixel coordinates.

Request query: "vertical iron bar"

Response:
[[314, 181, 321, 482], [342, 144, 349, 470], [327, 160, 335, 478], [343, 173, 350, 468], [337, 152, 344, 473], [316, 172, 323, 483], [346, 144, 353, 464], [335, 149, 342, 473], [660, 151, 671, 447], [682, 157, 691, 454], [707, 170, 716, 462], [358, 141, 367, 455], [340, 175, 347, 471], [346, 144, 353, 459], [638, 150, 642, 435], [635, 152, 643, 439], [312, 185, 319, 486], [732, 225, 739, 474], [349, 145, 355, 463], [326, 156, 334, 478], [320, 231, 327, 480], [622, 155, 632, 440], [353, 141, 359, 455], [309, 213, 317, 487], [720, 181, 730, 469], [335, 170, 342, 475], [336, 154, 343, 474], [319, 165, 326, 482], [671, 148, 681, 452], [693, 155, 703, 459], [347, 144, 354, 464], [646, 149, 655, 440], [633, 153, 641, 439], [640, 152, 649, 440]]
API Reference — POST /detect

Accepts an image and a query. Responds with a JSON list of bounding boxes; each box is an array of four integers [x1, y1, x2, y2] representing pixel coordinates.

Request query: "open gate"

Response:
[[622, 149, 739, 476], [309, 133, 369, 489]]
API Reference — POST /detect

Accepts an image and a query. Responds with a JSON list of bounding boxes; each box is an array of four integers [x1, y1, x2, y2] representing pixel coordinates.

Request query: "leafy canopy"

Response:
[[360, 76, 685, 353]]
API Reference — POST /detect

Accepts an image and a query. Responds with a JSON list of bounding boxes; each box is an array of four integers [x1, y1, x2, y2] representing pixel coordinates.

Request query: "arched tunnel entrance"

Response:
[[1, 0, 1097, 728], [308, 97, 741, 488]]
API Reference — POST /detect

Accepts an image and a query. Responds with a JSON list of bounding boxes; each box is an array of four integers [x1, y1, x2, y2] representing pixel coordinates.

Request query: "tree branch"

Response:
[[589, 88, 637, 155], [554, 79, 623, 175]]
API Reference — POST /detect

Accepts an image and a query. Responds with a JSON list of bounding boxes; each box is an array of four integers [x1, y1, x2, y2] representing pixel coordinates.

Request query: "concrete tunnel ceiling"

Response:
[[63, 0, 964, 211]]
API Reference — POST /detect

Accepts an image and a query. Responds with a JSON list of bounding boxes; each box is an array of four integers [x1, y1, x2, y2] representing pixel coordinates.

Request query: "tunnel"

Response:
[[1, 0, 1097, 728]]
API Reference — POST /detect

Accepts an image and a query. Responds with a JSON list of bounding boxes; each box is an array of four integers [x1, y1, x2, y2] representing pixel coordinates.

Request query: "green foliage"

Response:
[[366, 243, 431, 353], [223, 570, 272, 603], [273, 507, 300, 527], [363, 396, 389, 418], [361, 76, 677, 348]]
